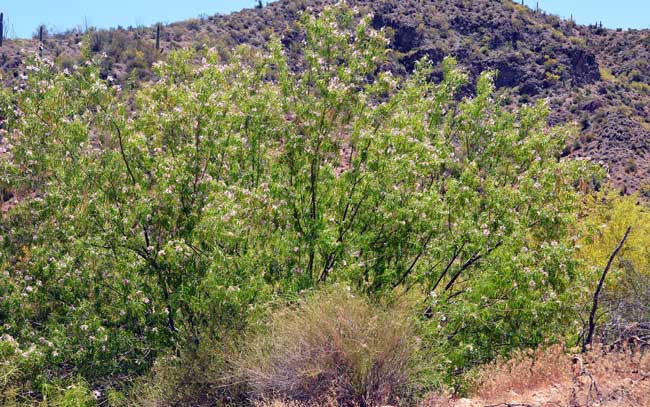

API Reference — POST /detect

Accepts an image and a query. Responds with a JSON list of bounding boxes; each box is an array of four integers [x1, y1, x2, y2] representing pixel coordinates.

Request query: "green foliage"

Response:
[[599, 67, 616, 82], [0, 333, 46, 405], [571, 191, 650, 346], [42, 382, 96, 407], [0, 333, 95, 406], [133, 335, 246, 407], [0, 2, 598, 402], [577, 191, 650, 283]]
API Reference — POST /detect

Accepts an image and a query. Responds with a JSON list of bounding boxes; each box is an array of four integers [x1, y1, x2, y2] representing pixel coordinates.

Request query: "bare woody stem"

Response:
[[583, 226, 631, 352]]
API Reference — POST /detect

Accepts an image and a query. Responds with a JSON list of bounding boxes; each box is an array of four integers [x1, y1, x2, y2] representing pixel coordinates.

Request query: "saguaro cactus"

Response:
[[0, 13, 4, 47], [38, 25, 44, 57], [156, 24, 161, 51]]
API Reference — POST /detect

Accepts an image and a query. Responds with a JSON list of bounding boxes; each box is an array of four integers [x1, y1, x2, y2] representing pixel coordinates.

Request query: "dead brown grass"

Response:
[[255, 399, 339, 407], [421, 343, 650, 407], [237, 287, 419, 407], [257, 343, 650, 406], [471, 345, 573, 402]]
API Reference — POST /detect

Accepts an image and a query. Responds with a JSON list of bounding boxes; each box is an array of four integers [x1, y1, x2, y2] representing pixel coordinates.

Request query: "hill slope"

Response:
[[2, 0, 650, 193]]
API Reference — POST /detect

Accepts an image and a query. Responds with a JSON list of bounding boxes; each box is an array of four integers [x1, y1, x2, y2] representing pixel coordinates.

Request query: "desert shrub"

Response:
[[0, 333, 96, 406], [624, 159, 638, 173], [238, 287, 420, 406], [600, 66, 616, 81], [40, 382, 97, 407], [0, 334, 46, 405], [0, 2, 598, 400], [54, 53, 77, 71], [576, 191, 650, 344], [186, 19, 202, 31], [133, 335, 247, 407], [599, 263, 650, 346]]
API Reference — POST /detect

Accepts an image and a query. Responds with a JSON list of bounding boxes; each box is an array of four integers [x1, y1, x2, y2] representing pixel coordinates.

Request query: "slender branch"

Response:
[[583, 226, 631, 352], [445, 251, 482, 291], [319, 179, 371, 282], [307, 138, 321, 279], [431, 242, 465, 293], [445, 241, 503, 292], [393, 229, 435, 288], [113, 122, 137, 186]]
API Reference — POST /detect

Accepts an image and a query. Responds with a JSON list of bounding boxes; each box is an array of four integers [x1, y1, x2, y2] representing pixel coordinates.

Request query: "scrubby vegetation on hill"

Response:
[[3, 0, 650, 192], [0, 2, 649, 406]]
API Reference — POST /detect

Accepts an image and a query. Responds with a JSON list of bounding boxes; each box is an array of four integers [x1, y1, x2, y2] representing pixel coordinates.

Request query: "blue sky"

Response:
[[1, 0, 648, 39], [533, 0, 649, 29]]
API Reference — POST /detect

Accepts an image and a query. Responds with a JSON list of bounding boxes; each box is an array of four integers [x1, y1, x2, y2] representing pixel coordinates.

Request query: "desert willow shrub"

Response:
[[0, 3, 597, 390]]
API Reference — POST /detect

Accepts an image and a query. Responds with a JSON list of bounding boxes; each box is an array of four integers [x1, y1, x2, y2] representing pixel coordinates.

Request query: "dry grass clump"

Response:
[[133, 336, 246, 407], [254, 399, 338, 407], [471, 344, 573, 401], [238, 287, 420, 407], [574, 343, 650, 406], [422, 343, 650, 407]]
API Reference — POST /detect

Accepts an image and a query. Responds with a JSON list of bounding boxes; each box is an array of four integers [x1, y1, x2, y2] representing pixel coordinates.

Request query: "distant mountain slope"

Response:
[[2, 0, 650, 193]]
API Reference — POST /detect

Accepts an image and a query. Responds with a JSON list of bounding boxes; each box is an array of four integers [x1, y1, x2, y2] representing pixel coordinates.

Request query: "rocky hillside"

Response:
[[2, 0, 650, 193]]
